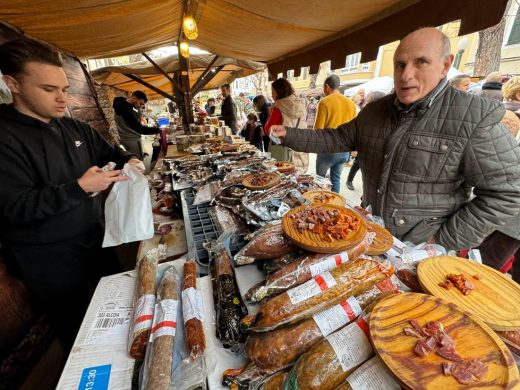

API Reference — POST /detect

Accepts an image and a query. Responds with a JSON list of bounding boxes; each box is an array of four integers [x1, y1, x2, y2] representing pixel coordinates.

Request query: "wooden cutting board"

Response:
[[302, 190, 346, 207], [366, 222, 394, 255], [417, 256, 520, 331], [281, 204, 367, 253], [370, 292, 519, 389], [242, 172, 281, 190]]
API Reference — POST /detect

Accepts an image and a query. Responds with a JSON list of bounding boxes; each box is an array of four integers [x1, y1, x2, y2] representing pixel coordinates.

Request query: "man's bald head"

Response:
[[393, 28, 454, 105]]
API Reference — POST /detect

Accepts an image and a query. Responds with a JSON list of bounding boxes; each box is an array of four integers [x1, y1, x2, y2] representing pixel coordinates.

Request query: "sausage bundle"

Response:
[[245, 279, 399, 370], [285, 315, 374, 390], [182, 260, 206, 360], [242, 257, 394, 331], [128, 249, 159, 360], [141, 266, 179, 390], [247, 235, 372, 302]]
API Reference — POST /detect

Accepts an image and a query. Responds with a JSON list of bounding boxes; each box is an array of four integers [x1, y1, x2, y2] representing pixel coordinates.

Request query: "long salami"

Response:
[[141, 266, 179, 390], [182, 260, 206, 360], [245, 280, 399, 370], [248, 235, 371, 302], [242, 257, 393, 331], [128, 249, 158, 360], [284, 315, 374, 390]]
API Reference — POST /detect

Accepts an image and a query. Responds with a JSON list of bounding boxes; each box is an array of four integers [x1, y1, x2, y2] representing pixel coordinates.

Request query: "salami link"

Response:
[[183, 260, 206, 360], [128, 249, 158, 360], [248, 235, 371, 302], [242, 257, 393, 331], [245, 282, 398, 370], [142, 266, 178, 390]]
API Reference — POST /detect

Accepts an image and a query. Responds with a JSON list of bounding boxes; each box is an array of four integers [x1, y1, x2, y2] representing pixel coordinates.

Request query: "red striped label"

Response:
[[315, 275, 329, 291], [340, 300, 357, 320], [356, 317, 370, 338], [334, 254, 343, 267], [135, 314, 153, 325], [151, 320, 177, 334]]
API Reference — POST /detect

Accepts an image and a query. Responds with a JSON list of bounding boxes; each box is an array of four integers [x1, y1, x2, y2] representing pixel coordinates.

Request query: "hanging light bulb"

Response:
[[179, 40, 190, 58], [183, 15, 198, 40]]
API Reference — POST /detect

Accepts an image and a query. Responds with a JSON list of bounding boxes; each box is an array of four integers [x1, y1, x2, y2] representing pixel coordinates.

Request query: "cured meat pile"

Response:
[[289, 207, 360, 242], [404, 319, 488, 385], [438, 273, 477, 295], [312, 193, 334, 203]]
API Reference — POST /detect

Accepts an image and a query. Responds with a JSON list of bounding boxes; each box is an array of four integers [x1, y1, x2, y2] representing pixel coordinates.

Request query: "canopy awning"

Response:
[[0, 0, 508, 77], [90, 54, 266, 100]]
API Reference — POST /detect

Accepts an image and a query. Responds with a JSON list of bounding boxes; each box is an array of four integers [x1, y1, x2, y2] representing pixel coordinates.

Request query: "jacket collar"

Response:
[[394, 77, 449, 114]]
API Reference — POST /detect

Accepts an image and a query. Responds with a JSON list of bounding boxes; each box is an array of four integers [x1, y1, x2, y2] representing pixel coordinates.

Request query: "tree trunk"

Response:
[[309, 73, 318, 89], [473, 0, 512, 77]]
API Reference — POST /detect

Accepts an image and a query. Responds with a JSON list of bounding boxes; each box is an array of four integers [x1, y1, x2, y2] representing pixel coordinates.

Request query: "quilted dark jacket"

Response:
[[283, 81, 520, 249]]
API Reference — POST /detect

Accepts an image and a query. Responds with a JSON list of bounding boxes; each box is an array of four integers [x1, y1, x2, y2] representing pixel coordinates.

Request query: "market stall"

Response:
[[56, 132, 520, 389]]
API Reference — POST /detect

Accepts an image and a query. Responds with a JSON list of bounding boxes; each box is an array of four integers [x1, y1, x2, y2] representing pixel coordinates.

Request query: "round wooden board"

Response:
[[281, 204, 367, 253], [242, 172, 281, 190], [302, 190, 346, 207], [417, 256, 520, 331], [370, 292, 519, 389], [366, 222, 394, 255], [267, 161, 296, 174]]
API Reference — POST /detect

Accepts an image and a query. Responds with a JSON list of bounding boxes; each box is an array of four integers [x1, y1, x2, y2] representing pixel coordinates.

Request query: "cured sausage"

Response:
[[128, 249, 158, 360], [242, 257, 393, 331], [208, 242, 248, 349], [142, 266, 179, 390], [284, 316, 374, 390], [183, 260, 206, 360], [260, 368, 290, 390], [234, 223, 297, 265], [245, 281, 399, 370], [263, 252, 307, 275], [248, 235, 371, 302]]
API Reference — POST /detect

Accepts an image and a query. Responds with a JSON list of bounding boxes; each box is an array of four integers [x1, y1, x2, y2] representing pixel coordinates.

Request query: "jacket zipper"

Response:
[[392, 208, 448, 217]]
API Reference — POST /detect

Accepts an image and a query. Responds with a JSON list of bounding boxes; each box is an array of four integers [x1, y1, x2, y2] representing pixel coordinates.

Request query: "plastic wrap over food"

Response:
[[241, 257, 394, 332], [207, 241, 248, 350], [395, 261, 424, 293], [128, 249, 159, 360], [334, 355, 400, 390], [284, 315, 374, 390], [497, 330, 520, 356], [141, 266, 179, 390], [209, 205, 250, 237], [182, 261, 206, 360], [259, 368, 291, 390], [222, 362, 290, 390], [247, 234, 373, 302], [245, 280, 398, 370], [234, 223, 297, 265]]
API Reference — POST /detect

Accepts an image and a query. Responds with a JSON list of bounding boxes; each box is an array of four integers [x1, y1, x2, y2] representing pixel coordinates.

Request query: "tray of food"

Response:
[[417, 256, 520, 331], [281, 204, 367, 253], [266, 161, 296, 174], [302, 190, 345, 207], [370, 292, 519, 389], [242, 172, 281, 190], [365, 221, 394, 255]]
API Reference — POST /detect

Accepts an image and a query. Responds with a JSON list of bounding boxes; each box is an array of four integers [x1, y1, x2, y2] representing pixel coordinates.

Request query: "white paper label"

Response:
[[327, 318, 373, 372], [182, 287, 204, 322], [132, 294, 156, 334], [149, 299, 178, 340], [347, 356, 400, 390], [287, 271, 337, 304], [313, 296, 363, 337], [309, 252, 350, 277]]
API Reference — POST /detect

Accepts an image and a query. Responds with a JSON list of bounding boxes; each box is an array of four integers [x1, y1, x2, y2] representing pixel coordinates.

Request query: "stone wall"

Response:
[[95, 85, 128, 144]]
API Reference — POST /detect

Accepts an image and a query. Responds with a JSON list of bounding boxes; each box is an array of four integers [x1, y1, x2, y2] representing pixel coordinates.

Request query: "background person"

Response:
[[449, 74, 471, 92], [219, 83, 238, 134], [477, 71, 503, 101]]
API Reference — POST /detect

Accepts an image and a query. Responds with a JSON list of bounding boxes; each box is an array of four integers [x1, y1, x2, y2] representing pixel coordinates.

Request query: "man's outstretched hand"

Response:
[[269, 125, 287, 143], [78, 166, 128, 193]]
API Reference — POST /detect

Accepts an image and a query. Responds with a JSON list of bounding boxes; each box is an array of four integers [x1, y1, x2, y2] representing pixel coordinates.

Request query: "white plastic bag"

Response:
[[102, 163, 154, 247]]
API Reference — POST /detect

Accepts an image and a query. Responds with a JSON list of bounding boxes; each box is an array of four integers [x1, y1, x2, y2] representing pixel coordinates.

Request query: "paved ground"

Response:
[[306, 153, 364, 206]]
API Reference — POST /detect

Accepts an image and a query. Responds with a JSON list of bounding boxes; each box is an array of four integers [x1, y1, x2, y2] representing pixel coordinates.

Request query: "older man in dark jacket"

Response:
[[219, 83, 239, 134], [270, 27, 520, 250]]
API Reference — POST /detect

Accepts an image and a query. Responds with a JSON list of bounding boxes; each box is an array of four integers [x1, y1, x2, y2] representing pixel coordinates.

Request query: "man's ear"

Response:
[[2, 75, 20, 94], [442, 54, 454, 77]]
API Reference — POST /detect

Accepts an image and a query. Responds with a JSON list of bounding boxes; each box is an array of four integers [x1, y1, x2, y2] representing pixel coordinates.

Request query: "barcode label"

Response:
[[95, 317, 126, 329]]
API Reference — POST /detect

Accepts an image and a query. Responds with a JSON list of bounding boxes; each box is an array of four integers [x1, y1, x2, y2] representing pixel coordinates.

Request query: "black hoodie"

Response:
[[112, 96, 159, 138], [0, 104, 134, 245]]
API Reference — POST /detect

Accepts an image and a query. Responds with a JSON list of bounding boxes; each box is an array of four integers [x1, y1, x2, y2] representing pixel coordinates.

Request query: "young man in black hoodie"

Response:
[[0, 38, 140, 350], [113, 90, 160, 159]]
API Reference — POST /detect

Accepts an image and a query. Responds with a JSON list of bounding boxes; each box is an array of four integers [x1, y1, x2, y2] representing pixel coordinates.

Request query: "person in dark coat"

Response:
[[477, 71, 503, 101], [219, 83, 238, 134], [240, 113, 263, 150], [253, 94, 270, 151]]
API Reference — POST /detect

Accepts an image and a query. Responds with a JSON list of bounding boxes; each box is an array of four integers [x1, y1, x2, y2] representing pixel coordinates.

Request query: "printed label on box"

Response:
[[78, 364, 111, 390]]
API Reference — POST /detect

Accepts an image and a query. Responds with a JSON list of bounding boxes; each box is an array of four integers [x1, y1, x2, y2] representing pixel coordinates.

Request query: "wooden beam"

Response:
[[192, 65, 225, 96], [141, 52, 184, 93], [191, 55, 219, 92], [123, 73, 176, 101]]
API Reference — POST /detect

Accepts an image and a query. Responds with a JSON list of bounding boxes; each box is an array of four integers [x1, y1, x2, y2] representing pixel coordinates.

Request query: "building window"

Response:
[[341, 53, 361, 73], [361, 62, 370, 72], [508, 6, 520, 45], [302, 66, 309, 80], [287, 69, 294, 81]]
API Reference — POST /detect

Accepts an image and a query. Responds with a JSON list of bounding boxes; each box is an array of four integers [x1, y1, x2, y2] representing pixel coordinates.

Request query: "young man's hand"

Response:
[[78, 166, 128, 193], [127, 158, 146, 173]]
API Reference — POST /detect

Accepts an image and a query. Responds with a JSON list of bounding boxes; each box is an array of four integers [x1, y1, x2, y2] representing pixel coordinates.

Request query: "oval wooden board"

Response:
[[242, 173, 281, 190], [268, 161, 296, 174], [366, 222, 394, 255], [281, 204, 367, 253], [417, 256, 520, 331], [370, 292, 519, 390], [302, 190, 346, 207]]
